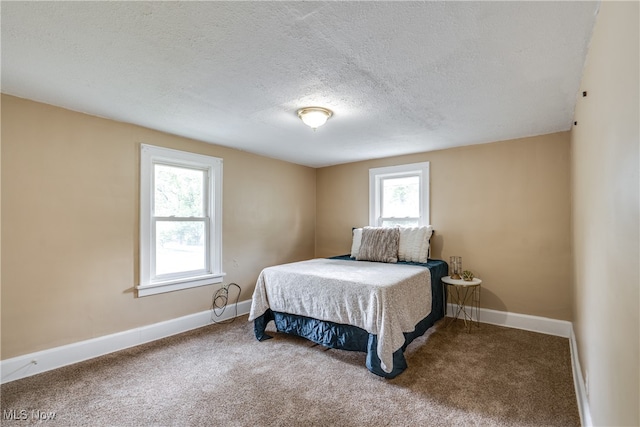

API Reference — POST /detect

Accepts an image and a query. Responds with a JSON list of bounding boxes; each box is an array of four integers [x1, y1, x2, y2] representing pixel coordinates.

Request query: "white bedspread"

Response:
[[248, 258, 432, 373]]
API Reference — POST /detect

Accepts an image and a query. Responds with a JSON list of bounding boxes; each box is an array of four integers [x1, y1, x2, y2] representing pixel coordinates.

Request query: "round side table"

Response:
[[442, 275, 482, 332]]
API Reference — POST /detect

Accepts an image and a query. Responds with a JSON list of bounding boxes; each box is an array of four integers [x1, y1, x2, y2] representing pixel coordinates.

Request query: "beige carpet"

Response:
[[1, 316, 580, 426]]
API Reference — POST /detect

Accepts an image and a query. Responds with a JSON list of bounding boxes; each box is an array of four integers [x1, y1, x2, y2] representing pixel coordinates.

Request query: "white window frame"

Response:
[[369, 162, 430, 227], [138, 144, 224, 297]]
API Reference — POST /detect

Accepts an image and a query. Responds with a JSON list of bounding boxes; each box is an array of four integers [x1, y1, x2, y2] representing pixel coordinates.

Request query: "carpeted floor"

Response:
[[1, 316, 580, 426]]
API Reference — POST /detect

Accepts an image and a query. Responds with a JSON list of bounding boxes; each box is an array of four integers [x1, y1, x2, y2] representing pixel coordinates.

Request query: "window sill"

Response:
[[136, 273, 225, 297]]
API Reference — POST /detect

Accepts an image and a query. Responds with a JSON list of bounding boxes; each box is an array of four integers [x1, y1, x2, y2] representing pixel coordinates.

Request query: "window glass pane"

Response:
[[381, 218, 420, 227], [155, 221, 205, 276], [154, 164, 204, 217], [382, 176, 419, 218]]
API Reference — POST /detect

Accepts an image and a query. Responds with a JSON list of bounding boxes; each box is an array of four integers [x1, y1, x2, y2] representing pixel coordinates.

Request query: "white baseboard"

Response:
[[1, 297, 584, 416], [569, 325, 592, 427], [445, 303, 572, 337], [0, 300, 251, 384]]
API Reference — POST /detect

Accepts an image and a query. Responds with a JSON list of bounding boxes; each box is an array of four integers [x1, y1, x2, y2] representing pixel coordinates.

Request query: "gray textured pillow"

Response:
[[356, 227, 400, 263]]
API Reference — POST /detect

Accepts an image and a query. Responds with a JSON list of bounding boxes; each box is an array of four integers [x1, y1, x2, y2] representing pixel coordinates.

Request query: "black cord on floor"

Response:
[[210, 283, 241, 324]]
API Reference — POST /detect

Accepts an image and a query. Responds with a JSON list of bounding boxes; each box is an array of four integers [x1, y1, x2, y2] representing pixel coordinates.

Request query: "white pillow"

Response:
[[398, 225, 433, 263], [350, 228, 363, 258], [397, 227, 412, 261], [421, 225, 433, 260]]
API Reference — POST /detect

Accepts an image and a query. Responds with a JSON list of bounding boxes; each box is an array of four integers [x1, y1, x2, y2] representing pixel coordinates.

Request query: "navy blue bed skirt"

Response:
[[252, 256, 448, 378]]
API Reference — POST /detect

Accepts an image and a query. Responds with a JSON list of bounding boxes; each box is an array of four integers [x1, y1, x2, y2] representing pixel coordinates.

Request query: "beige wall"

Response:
[[1, 94, 316, 359], [571, 1, 639, 426], [317, 133, 573, 320]]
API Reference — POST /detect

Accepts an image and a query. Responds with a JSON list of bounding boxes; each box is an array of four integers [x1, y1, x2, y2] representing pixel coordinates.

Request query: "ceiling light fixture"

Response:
[[297, 107, 333, 130]]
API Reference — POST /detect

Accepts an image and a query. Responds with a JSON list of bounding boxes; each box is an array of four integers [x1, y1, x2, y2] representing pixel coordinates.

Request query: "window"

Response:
[[138, 144, 224, 297], [369, 162, 430, 227]]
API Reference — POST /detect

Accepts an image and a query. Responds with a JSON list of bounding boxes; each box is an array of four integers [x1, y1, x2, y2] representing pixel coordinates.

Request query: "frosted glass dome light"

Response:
[[297, 107, 333, 130]]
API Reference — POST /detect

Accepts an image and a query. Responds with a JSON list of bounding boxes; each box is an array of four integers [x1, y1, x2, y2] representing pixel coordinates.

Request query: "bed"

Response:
[[248, 226, 448, 378]]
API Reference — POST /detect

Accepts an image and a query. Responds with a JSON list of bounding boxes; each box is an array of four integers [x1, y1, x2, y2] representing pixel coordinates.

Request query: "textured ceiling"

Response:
[[1, 1, 599, 167]]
